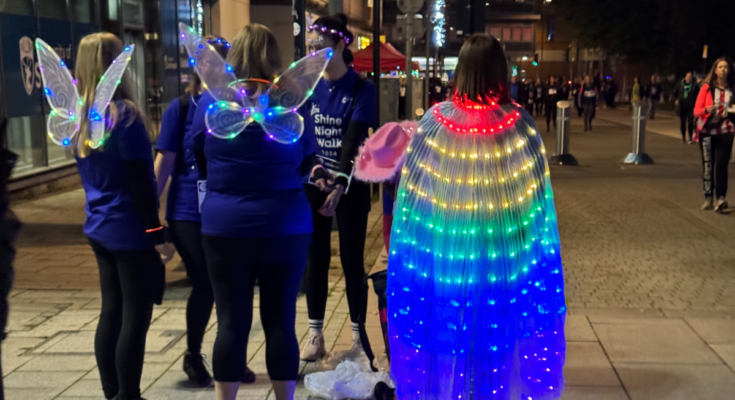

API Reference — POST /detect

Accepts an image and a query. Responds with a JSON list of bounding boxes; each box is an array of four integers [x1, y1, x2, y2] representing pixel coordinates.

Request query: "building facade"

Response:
[[1, 0, 372, 190]]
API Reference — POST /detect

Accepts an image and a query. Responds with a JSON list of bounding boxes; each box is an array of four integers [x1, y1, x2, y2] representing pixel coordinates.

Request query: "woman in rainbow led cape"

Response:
[[387, 34, 566, 400]]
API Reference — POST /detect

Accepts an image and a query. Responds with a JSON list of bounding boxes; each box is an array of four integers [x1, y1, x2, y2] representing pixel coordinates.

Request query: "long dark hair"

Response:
[[453, 34, 509, 104], [704, 57, 735, 90], [312, 13, 354, 65]]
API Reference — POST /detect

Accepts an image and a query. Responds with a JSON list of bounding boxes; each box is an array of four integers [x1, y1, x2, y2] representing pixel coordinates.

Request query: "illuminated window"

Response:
[[358, 36, 371, 50]]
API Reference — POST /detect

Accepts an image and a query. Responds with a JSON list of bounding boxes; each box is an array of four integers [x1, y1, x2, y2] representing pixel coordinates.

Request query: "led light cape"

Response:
[[388, 98, 567, 400], [36, 38, 134, 148], [179, 23, 332, 144]]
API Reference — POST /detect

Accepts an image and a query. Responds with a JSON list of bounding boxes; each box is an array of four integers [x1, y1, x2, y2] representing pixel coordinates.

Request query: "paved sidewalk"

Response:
[[2, 110, 735, 399]]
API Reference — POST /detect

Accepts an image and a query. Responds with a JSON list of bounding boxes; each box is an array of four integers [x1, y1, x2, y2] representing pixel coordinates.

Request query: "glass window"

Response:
[[502, 28, 511, 41], [108, 0, 118, 21], [512, 28, 522, 41], [72, 0, 95, 24], [522, 27, 533, 42], [38, 0, 69, 20], [489, 27, 502, 39], [123, 0, 144, 26], [46, 128, 74, 167], [1, 0, 34, 15], [7, 115, 48, 176]]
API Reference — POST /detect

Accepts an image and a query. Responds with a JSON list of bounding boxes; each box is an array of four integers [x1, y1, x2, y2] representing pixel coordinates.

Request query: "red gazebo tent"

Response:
[[352, 42, 419, 73]]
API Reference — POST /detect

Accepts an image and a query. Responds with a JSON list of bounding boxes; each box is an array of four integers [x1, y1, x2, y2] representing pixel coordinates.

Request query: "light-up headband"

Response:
[[307, 24, 352, 45]]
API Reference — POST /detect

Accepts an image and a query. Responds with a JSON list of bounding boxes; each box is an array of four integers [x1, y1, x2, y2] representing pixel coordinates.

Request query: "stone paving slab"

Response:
[[3, 112, 735, 398], [614, 363, 735, 400]]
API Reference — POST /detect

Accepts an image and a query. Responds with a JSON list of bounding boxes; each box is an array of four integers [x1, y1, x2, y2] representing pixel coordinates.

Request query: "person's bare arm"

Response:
[[154, 150, 176, 198]]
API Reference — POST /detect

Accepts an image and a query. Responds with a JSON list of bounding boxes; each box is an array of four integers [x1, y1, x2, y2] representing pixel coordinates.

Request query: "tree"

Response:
[[554, 0, 735, 75]]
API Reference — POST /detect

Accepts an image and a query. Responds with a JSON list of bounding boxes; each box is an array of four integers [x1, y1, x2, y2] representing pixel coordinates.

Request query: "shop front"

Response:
[[0, 0, 208, 189]]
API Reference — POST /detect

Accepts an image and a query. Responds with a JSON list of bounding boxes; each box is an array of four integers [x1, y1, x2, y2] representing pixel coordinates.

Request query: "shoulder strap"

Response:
[[178, 94, 191, 131], [351, 77, 366, 114]]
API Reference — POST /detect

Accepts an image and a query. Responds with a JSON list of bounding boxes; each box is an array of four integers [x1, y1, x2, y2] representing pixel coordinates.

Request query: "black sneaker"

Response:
[[183, 353, 213, 387], [372, 381, 396, 400], [242, 366, 256, 384]]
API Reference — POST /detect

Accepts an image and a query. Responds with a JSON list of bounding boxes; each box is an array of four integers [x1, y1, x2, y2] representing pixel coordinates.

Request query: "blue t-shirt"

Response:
[[77, 103, 156, 250], [191, 92, 316, 239], [155, 95, 202, 222], [303, 68, 377, 171]]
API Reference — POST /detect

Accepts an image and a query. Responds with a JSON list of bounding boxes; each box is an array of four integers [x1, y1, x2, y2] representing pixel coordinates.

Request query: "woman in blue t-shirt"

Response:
[[154, 36, 255, 387], [300, 14, 377, 361], [72, 33, 175, 400], [189, 24, 316, 400]]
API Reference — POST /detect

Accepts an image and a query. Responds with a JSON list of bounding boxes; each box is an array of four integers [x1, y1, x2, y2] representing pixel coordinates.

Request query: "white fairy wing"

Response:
[[256, 48, 331, 143], [261, 112, 304, 144], [35, 38, 80, 146], [266, 48, 333, 111], [178, 23, 248, 105], [204, 100, 251, 139], [88, 44, 135, 148]]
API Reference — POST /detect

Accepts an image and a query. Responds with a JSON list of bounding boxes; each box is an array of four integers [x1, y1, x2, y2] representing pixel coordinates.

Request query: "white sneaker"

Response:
[[715, 198, 729, 214], [702, 197, 714, 210], [300, 333, 326, 362], [351, 337, 363, 350]]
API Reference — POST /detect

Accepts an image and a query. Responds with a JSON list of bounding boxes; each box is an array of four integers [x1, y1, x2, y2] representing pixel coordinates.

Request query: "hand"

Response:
[[319, 185, 344, 217], [706, 105, 716, 113], [675, 100, 679, 106], [314, 178, 333, 193], [156, 242, 176, 265]]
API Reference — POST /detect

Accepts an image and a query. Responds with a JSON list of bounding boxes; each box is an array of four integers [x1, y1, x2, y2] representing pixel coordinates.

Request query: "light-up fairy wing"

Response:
[[257, 48, 333, 143], [178, 23, 245, 104], [36, 38, 80, 146], [87, 44, 135, 148]]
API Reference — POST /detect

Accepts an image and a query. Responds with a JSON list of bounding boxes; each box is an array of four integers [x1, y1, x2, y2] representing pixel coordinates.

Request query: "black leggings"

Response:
[[546, 103, 557, 129], [169, 220, 213, 355], [680, 109, 695, 141], [203, 233, 310, 382], [89, 238, 162, 400], [305, 182, 370, 325], [700, 133, 734, 199], [535, 101, 543, 117]]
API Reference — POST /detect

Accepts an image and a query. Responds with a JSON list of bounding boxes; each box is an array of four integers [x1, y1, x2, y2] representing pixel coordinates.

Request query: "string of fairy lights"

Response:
[[433, 0, 446, 47]]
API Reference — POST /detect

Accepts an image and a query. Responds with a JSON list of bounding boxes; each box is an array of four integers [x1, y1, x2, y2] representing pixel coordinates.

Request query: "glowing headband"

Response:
[[308, 24, 351, 45]]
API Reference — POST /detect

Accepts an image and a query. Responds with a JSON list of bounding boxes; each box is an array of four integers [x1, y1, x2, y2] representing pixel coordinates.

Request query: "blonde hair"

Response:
[[226, 24, 281, 96], [74, 32, 150, 157]]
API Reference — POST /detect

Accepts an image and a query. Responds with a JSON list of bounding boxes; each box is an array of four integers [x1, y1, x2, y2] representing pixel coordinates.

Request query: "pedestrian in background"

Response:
[[301, 13, 377, 362], [694, 57, 735, 213], [154, 36, 257, 387], [544, 75, 560, 131], [645, 74, 663, 119], [579, 75, 598, 132], [71, 33, 175, 400], [607, 77, 618, 108], [0, 117, 20, 400], [673, 72, 699, 144], [534, 78, 544, 117], [572, 77, 583, 117], [526, 79, 536, 114], [630, 76, 642, 110]]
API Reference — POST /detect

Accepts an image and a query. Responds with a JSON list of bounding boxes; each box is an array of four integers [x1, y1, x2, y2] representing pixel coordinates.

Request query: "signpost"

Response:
[[397, 0, 425, 119]]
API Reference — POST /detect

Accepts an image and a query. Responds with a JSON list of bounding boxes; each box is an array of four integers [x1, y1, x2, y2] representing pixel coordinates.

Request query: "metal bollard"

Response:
[[548, 101, 579, 165], [622, 101, 654, 164]]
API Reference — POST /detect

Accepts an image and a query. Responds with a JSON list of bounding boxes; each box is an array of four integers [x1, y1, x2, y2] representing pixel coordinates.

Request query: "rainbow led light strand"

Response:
[[388, 99, 566, 400]]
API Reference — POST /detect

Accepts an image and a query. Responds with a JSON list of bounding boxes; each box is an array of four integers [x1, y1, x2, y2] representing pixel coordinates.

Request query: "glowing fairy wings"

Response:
[[36, 38, 134, 148], [178, 23, 332, 143]]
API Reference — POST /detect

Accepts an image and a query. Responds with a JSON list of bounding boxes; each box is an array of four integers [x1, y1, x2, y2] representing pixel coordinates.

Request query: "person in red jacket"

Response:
[[694, 57, 735, 213]]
